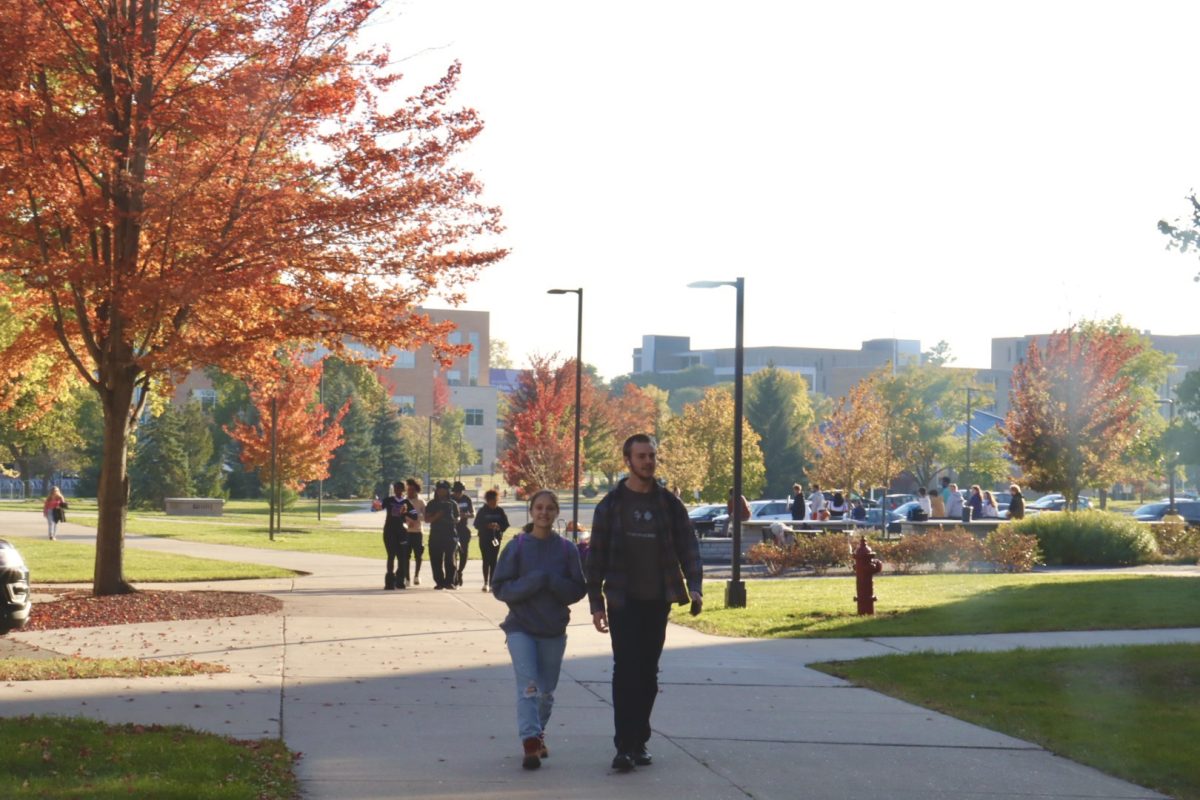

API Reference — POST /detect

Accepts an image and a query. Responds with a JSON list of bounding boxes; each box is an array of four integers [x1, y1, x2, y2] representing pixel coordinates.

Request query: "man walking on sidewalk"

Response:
[[587, 433, 703, 772]]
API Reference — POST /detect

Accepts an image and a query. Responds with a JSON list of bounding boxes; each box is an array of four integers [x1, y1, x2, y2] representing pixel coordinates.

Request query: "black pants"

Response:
[[383, 529, 410, 585], [429, 536, 458, 588], [406, 533, 424, 581], [479, 534, 501, 586], [608, 597, 670, 752], [455, 530, 470, 585]]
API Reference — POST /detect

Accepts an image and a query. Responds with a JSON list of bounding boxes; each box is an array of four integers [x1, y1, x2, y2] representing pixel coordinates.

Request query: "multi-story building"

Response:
[[632, 335, 921, 397]]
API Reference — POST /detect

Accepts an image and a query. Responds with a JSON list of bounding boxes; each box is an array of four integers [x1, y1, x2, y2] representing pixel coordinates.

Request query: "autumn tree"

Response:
[[811, 375, 888, 499], [499, 356, 579, 494], [0, 1, 504, 593], [590, 383, 658, 486], [1004, 327, 1142, 509], [745, 366, 813, 497], [658, 387, 765, 502], [226, 358, 348, 497], [877, 365, 981, 489]]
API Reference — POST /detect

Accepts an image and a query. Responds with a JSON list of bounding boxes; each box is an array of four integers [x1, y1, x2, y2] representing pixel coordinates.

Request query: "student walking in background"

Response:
[[403, 479, 426, 586], [929, 486, 946, 518], [945, 483, 964, 519], [425, 480, 460, 589], [451, 481, 474, 587], [492, 489, 586, 770], [43, 486, 67, 541], [474, 489, 510, 592], [1007, 484, 1026, 520], [372, 481, 412, 590]]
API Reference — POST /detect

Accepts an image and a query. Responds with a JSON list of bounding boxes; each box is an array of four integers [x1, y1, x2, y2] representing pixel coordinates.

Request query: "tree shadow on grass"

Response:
[[761, 576, 1200, 638]]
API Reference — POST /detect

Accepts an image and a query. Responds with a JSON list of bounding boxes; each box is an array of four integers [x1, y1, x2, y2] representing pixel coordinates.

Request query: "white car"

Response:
[[712, 499, 796, 535]]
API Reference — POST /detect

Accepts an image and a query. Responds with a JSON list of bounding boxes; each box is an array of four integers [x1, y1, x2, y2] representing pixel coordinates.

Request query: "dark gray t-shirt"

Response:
[[620, 485, 663, 601]]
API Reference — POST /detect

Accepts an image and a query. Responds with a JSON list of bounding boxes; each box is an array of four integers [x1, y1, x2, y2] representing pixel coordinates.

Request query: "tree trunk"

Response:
[[94, 374, 137, 596]]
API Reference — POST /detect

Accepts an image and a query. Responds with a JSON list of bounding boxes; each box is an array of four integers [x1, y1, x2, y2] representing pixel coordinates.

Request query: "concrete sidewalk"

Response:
[[1, 509, 1193, 798]]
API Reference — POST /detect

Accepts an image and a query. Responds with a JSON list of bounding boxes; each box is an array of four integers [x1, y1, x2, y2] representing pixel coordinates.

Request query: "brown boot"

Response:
[[522, 737, 542, 770], [537, 732, 548, 758]]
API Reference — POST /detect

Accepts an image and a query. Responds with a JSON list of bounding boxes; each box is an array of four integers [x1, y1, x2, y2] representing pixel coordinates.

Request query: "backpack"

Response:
[[908, 505, 929, 522]]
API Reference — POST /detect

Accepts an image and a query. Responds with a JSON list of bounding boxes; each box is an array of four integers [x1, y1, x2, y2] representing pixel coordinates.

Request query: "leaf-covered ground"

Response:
[[23, 590, 282, 631]]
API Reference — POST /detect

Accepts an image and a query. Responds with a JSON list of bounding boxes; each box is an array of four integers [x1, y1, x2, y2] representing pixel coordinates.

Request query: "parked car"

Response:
[[1132, 501, 1200, 524], [712, 499, 794, 536], [862, 507, 905, 533], [1026, 494, 1092, 514], [0, 538, 31, 633], [880, 493, 917, 510], [688, 504, 727, 537]]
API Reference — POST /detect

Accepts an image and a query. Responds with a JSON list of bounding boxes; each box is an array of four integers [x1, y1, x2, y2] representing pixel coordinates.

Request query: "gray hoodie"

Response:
[[492, 532, 586, 637]]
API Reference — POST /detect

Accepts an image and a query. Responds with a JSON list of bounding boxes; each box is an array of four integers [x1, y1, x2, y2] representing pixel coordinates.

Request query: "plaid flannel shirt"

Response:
[[586, 479, 703, 614]]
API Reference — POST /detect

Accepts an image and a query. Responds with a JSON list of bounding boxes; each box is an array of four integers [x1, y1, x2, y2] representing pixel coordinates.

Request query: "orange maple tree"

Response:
[[225, 357, 348, 493], [499, 356, 582, 494], [0, 1, 504, 593]]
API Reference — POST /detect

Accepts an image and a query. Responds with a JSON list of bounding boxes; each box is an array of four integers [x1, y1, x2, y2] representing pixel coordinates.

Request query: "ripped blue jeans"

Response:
[[505, 631, 567, 740]]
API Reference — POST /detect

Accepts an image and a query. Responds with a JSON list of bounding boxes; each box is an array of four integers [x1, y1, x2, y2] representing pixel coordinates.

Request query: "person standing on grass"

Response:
[[425, 480, 460, 589], [475, 489, 510, 592], [451, 481, 474, 587], [372, 481, 412, 590], [42, 486, 67, 541], [403, 479, 426, 586], [588, 433, 703, 773], [492, 489, 586, 770]]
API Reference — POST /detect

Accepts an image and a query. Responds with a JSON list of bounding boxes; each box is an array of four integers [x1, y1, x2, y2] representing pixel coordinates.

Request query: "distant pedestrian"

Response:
[[403, 479, 426, 585], [850, 499, 867, 521], [940, 476, 953, 507], [588, 433, 703, 772], [372, 481, 413, 590], [827, 491, 847, 519], [967, 485, 983, 521], [790, 483, 807, 521], [451, 481, 474, 587], [492, 489, 586, 770], [917, 487, 932, 517], [425, 481, 460, 589], [981, 490, 1000, 518], [1007, 484, 1025, 520], [727, 489, 750, 523], [475, 489, 510, 592], [929, 487, 946, 518], [43, 486, 67, 541], [945, 484, 963, 519], [807, 483, 826, 521]]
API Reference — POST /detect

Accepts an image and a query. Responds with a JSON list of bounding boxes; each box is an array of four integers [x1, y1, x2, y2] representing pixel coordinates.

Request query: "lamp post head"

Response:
[[688, 280, 737, 289], [547, 288, 581, 295]]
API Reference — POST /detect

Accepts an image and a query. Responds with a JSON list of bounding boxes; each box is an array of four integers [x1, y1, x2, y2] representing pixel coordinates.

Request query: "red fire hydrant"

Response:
[[853, 536, 883, 615]]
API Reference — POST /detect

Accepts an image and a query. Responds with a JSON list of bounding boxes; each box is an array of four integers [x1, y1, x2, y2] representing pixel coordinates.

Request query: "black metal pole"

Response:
[[965, 388, 972, 485], [572, 289, 582, 541], [728, 277, 747, 608], [269, 394, 278, 542]]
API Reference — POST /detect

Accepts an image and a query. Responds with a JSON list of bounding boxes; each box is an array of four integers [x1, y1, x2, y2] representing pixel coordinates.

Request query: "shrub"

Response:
[[747, 534, 852, 576], [876, 528, 980, 573], [1005, 511, 1159, 566], [1152, 521, 1200, 562], [981, 528, 1041, 572]]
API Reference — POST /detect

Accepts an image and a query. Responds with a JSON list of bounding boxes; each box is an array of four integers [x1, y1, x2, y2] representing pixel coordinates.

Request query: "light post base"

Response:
[[725, 579, 747, 609]]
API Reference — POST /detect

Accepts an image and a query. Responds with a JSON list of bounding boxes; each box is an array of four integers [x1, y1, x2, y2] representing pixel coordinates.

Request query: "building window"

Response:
[[468, 331, 480, 386], [395, 351, 415, 369], [465, 408, 484, 426], [446, 370, 462, 386], [393, 395, 416, 416], [190, 388, 218, 411]]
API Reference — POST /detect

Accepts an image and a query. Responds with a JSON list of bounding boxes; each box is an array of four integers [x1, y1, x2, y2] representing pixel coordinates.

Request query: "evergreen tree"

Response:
[[327, 397, 380, 497], [130, 406, 193, 509], [745, 366, 813, 497], [374, 403, 411, 497], [178, 401, 224, 497]]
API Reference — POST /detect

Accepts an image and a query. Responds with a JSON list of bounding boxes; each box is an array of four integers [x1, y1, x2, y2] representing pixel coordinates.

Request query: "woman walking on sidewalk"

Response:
[[42, 486, 68, 540], [492, 489, 586, 770], [474, 489, 510, 591]]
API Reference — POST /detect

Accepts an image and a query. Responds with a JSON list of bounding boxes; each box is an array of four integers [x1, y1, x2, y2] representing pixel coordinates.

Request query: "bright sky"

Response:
[[371, 0, 1200, 383]]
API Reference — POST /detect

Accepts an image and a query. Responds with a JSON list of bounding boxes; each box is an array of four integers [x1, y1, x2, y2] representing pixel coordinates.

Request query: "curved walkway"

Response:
[[1, 509, 1195, 799]]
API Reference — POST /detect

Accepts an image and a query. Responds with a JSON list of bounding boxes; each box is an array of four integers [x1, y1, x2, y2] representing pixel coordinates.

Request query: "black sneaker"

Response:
[[611, 752, 635, 772], [632, 746, 652, 766]]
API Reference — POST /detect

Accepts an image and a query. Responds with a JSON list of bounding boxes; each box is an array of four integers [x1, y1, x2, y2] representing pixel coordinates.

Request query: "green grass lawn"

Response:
[[9, 497, 490, 561], [671, 573, 1200, 638], [0, 716, 297, 799], [14, 539, 295, 583], [813, 644, 1200, 800]]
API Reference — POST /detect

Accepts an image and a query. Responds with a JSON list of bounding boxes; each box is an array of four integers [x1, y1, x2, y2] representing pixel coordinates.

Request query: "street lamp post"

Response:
[[965, 386, 977, 485], [548, 288, 583, 540], [1157, 398, 1178, 516], [688, 278, 747, 609]]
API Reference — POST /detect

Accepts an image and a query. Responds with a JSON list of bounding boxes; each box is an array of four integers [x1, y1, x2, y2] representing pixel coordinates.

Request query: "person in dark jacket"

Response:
[[967, 485, 984, 521], [587, 433, 703, 773], [790, 483, 807, 521], [451, 481, 474, 587], [372, 481, 413, 590], [1007, 484, 1026, 520], [474, 489, 510, 591], [492, 489, 586, 770], [424, 481, 460, 589]]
